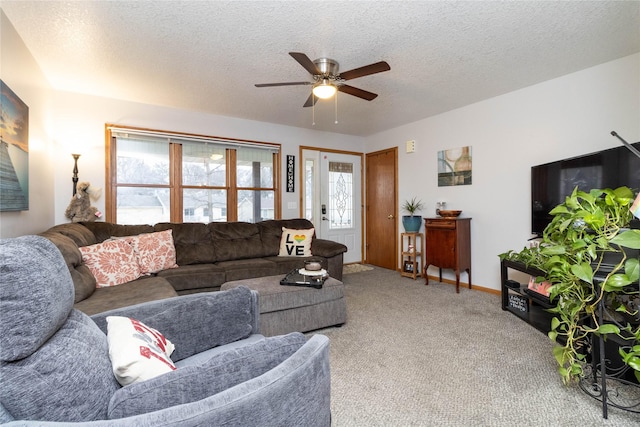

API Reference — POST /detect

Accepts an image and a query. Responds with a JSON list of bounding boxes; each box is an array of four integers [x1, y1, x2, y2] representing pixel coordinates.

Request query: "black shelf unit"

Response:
[[500, 259, 554, 334], [501, 259, 640, 418]]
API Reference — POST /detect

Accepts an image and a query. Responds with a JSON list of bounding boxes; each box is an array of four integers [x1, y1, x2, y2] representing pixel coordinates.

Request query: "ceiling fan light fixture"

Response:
[[312, 80, 337, 99]]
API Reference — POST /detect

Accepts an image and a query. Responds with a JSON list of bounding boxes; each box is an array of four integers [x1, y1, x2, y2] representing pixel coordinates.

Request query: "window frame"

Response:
[[105, 124, 281, 224]]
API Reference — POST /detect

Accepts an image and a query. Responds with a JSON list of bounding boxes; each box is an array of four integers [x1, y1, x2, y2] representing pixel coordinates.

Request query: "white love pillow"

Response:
[[278, 227, 314, 257], [106, 316, 176, 386]]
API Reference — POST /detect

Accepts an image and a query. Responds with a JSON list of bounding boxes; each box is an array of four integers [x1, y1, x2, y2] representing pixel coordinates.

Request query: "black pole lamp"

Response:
[[72, 154, 80, 196]]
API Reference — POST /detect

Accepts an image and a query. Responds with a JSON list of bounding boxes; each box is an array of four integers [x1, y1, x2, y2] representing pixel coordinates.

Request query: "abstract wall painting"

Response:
[[438, 146, 472, 187], [0, 80, 29, 211]]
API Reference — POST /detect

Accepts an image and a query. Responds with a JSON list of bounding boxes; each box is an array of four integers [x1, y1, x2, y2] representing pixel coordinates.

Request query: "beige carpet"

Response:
[[342, 263, 375, 275], [311, 265, 640, 426]]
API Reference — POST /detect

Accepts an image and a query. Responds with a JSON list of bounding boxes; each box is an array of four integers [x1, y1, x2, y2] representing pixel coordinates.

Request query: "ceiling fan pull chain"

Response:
[[312, 89, 316, 126], [334, 92, 338, 124]]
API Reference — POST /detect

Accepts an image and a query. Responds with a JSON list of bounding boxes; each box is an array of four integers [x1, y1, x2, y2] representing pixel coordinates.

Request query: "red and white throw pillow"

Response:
[[116, 230, 178, 274], [106, 316, 176, 386], [79, 240, 142, 288]]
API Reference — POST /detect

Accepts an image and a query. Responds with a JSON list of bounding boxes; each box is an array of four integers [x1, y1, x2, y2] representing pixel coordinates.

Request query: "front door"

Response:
[[365, 148, 397, 269], [302, 149, 362, 264]]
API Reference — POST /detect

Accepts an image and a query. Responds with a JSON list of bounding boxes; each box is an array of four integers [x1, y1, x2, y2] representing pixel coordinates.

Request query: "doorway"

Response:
[[301, 148, 363, 264], [365, 148, 398, 269]]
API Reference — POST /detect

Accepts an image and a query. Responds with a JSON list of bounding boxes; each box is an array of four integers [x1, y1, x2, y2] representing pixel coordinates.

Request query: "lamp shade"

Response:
[[312, 81, 337, 99]]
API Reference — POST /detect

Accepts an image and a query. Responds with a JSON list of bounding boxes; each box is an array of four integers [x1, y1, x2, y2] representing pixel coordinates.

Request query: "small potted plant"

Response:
[[401, 197, 424, 232]]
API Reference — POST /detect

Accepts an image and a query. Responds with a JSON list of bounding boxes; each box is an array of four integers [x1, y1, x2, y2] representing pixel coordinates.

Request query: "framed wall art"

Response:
[[438, 146, 472, 187], [0, 80, 29, 211]]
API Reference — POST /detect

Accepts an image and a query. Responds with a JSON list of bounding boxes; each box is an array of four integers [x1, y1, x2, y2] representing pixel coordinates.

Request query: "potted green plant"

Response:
[[401, 197, 425, 232], [500, 186, 640, 384]]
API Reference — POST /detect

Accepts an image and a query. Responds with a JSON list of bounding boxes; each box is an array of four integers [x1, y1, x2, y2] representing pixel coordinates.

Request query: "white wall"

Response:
[[365, 53, 640, 291], [0, 11, 55, 238], [50, 92, 365, 225]]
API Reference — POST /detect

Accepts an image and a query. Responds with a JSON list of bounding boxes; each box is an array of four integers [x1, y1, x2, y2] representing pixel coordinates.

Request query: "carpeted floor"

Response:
[[311, 266, 640, 426]]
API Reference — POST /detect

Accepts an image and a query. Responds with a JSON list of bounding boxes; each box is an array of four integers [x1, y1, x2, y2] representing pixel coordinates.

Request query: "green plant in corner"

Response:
[[500, 186, 640, 384]]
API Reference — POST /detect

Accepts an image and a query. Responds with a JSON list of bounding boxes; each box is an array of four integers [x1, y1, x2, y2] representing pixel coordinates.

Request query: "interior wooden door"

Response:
[[365, 148, 397, 269]]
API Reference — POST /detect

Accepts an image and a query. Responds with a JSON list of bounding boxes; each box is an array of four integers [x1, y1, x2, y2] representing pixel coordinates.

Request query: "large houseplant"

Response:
[[401, 197, 425, 232], [500, 186, 640, 384]]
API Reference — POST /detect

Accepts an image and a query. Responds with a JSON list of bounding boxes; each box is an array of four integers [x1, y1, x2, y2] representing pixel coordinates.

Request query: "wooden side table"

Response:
[[423, 217, 471, 293], [400, 232, 424, 279]]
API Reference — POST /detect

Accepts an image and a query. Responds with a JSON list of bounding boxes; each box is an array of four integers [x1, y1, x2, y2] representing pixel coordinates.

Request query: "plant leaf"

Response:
[[603, 274, 633, 291], [625, 258, 639, 283], [597, 324, 620, 335], [611, 230, 640, 249], [571, 262, 593, 285]]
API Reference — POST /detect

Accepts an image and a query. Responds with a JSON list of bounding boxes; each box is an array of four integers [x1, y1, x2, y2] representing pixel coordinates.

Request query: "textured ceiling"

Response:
[[2, 1, 639, 136]]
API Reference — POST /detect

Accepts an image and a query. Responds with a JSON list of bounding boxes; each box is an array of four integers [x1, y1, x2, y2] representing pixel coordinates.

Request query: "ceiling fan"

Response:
[[255, 52, 390, 107]]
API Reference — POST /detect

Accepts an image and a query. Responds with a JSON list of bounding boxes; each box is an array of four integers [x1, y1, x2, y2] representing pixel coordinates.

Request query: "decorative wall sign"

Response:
[[286, 155, 295, 192], [0, 80, 29, 211], [438, 146, 472, 187]]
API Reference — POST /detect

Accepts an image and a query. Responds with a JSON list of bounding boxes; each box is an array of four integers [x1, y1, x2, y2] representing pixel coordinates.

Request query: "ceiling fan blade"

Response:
[[255, 82, 312, 87], [339, 61, 390, 81], [338, 85, 378, 101], [303, 93, 319, 108], [289, 52, 321, 75]]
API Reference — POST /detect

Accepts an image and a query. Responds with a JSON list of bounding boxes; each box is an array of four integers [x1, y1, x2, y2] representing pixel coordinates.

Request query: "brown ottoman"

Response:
[[221, 275, 346, 336]]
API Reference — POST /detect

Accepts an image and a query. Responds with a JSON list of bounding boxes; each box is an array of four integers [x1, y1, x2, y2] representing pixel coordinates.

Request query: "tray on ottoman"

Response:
[[280, 268, 328, 289]]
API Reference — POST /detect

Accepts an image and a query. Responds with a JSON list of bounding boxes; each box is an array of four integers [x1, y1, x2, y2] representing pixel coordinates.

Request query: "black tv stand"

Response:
[[500, 259, 553, 334]]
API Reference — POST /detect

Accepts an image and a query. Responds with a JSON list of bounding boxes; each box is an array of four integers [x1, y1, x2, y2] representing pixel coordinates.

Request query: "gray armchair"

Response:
[[0, 236, 331, 426]]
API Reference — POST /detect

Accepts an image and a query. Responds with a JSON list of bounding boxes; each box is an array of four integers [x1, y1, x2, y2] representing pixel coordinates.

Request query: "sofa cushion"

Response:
[[115, 230, 179, 274], [278, 227, 314, 257], [0, 235, 75, 361], [155, 223, 217, 265], [44, 223, 97, 247], [209, 222, 266, 261], [107, 316, 176, 386], [157, 263, 226, 292], [81, 222, 155, 243], [73, 276, 178, 316], [107, 332, 307, 419], [216, 258, 278, 282], [40, 231, 97, 303], [264, 255, 321, 275], [79, 239, 142, 288]]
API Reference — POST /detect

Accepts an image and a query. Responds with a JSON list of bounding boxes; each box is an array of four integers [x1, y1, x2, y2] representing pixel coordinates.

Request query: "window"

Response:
[[106, 125, 280, 224]]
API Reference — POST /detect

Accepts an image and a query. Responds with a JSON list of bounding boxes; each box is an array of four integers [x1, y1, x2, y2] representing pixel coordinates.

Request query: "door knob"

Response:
[[322, 216, 329, 221], [387, 214, 395, 219]]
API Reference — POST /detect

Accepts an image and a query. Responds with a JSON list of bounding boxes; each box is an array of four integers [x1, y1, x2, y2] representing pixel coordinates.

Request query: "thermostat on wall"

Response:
[[406, 140, 416, 153]]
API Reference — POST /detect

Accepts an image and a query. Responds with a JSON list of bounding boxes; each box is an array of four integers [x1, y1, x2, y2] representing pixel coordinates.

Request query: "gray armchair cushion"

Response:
[[1, 236, 118, 422], [91, 286, 257, 362], [107, 332, 307, 419], [0, 310, 118, 422], [0, 236, 74, 361]]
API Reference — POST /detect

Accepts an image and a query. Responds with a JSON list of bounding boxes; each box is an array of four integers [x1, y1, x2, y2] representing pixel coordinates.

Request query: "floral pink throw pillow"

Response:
[[79, 239, 142, 288], [117, 230, 178, 274]]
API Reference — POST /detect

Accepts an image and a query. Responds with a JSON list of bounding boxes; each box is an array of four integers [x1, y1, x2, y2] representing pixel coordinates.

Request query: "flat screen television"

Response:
[[531, 142, 640, 237]]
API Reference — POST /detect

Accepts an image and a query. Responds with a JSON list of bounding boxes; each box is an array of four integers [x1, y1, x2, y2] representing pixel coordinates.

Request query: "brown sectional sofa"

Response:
[[40, 218, 347, 315]]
